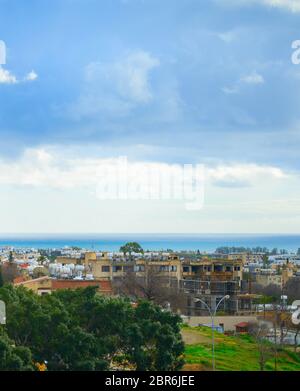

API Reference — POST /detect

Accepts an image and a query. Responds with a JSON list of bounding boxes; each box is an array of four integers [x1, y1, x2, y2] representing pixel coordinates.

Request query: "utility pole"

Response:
[[194, 295, 230, 371], [0, 300, 6, 325], [248, 272, 252, 294]]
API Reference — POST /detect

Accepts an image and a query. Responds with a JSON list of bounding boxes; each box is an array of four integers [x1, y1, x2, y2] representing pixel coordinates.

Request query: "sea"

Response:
[[0, 234, 299, 253]]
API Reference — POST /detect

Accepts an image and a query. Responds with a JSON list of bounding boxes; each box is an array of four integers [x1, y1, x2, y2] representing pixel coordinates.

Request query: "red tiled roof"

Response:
[[13, 276, 29, 284], [235, 322, 249, 328], [51, 279, 112, 293], [14, 276, 50, 286], [19, 264, 29, 269]]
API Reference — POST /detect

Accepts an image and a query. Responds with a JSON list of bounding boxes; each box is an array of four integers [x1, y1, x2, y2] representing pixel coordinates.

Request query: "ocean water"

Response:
[[0, 234, 299, 252]]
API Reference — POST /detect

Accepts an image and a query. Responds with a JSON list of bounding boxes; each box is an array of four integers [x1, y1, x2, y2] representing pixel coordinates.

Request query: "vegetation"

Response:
[[182, 325, 300, 371], [0, 263, 19, 285], [8, 252, 14, 263], [0, 268, 3, 288], [286, 277, 300, 303], [38, 249, 62, 263], [215, 246, 288, 255], [120, 242, 144, 258], [0, 330, 34, 371], [248, 321, 273, 370], [114, 267, 186, 313], [0, 284, 184, 371]]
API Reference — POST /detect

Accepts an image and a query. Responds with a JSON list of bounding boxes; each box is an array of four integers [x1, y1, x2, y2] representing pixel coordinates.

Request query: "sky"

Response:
[[0, 0, 300, 234]]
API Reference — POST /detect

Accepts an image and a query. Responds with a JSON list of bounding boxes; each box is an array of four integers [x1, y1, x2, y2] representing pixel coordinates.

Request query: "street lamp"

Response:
[[194, 295, 230, 371]]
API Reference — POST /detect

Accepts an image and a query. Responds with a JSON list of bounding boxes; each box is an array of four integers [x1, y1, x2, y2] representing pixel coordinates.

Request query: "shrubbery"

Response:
[[0, 285, 184, 371]]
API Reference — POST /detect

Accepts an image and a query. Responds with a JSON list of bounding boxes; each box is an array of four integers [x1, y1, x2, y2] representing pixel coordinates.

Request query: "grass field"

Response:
[[182, 325, 300, 371]]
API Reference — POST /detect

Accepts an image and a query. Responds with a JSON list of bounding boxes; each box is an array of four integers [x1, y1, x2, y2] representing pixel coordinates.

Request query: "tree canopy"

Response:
[[0, 330, 34, 371], [0, 285, 184, 371], [120, 242, 144, 258]]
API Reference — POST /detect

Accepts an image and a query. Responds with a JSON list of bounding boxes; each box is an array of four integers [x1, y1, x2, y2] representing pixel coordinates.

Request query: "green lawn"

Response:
[[182, 325, 300, 371]]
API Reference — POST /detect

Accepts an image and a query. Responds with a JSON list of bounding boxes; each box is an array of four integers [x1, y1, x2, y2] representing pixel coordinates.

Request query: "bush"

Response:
[[0, 285, 185, 371]]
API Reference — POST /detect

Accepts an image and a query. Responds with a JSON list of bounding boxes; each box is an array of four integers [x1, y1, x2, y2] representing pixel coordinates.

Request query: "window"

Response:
[[170, 265, 177, 272], [134, 265, 145, 272], [183, 266, 190, 272], [214, 265, 223, 272], [102, 266, 110, 272], [113, 266, 122, 272], [226, 266, 232, 272], [159, 265, 169, 272], [123, 266, 133, 272], [40, 291, 50, 296]]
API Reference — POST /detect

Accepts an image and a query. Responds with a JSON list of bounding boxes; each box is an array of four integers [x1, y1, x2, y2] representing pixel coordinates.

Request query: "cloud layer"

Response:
[[0, 147, 290, 190]]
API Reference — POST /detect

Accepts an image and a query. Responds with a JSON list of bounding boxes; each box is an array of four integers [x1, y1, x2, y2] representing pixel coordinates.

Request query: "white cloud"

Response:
[[218, 31, 236, 43], [263, 0, 300, 12], [222, 71, 265, 94], [24, 70, 38, 82], [68, 50, 160, 119], [0, 67, 38, 84], [0, 66, 17, 84], [0, 147, 299, 234], [222, 86, 239, 94], [207, 163, 288, 187], [85, 50, 159, 103], [218, 0, 300, 13], [0, 147, 290, 191], [240, 71, 264, 84]]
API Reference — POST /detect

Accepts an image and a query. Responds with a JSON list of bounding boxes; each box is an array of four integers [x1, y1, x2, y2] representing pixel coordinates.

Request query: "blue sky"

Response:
[[0, 0, 300, 234]]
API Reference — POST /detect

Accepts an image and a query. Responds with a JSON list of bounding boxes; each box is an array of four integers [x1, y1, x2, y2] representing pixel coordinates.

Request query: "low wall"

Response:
[[183, 315, 258, 331]]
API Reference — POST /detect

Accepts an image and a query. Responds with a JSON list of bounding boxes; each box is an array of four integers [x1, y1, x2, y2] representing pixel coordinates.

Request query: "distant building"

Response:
[[52, 251, 258, 316], [227, 252, 264, 265]]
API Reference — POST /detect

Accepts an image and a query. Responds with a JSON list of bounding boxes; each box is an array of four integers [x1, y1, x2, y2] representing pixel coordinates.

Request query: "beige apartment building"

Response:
[[83, 252, 182, 281], [182, 258, 243, 282], [56, 255, 83, 265], [55, 252, 244, 284]]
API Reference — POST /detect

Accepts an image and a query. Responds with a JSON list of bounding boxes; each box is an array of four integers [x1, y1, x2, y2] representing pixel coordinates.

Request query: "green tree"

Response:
[[0, 330, 34, 371], [8, 251, 14, 263], [53, 287, 184, 370], [37, 255, 46, 263], [32, 266, 49, 279], [0, 284, 184, 371], [120, 242, 144, 260], [262, 254, 270, 269], [124, 301, 184, 370]]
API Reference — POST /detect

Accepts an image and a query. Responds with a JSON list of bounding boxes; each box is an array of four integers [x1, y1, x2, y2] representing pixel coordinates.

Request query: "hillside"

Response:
[[182, 325, 300, 371]]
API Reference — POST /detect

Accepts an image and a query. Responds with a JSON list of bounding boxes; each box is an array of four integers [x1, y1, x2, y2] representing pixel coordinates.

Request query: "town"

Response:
[[1, 242, 300, 364]]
